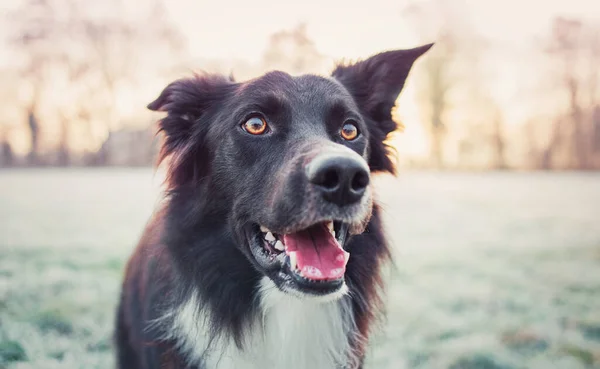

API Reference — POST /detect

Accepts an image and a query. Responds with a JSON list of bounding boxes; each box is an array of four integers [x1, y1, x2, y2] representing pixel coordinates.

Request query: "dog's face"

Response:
[[149, 44, 432, 299]]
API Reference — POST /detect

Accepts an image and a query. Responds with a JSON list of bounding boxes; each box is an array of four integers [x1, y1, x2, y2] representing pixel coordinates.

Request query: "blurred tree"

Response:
[[544, 17, 600, 169], [403, 0, 510, 170], [490, 108, 507, 170], [551, 18, 586, 169], [524, 119, 540, 169], [9, 0, 56, 165], [0, 142, 14, 167], [540, 117, 566, 170], [589, 30, 600, 108], [0, 125, 15, 167], [27, 103, 41, 165], [424, 32, 454, 169], [6, 0, 186, 165], [402, 1, 455, 168], [594, 106, 600, 153], [76, 2, 184, 123], [404, 0, 496, 169], [589, 28, 600, 157], [262, 23, 327, 75]]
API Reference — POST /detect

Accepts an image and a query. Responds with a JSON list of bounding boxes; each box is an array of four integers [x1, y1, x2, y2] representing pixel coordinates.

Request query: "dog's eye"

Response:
[[340, 122, 359, 141], [243, 116, 268, 135]]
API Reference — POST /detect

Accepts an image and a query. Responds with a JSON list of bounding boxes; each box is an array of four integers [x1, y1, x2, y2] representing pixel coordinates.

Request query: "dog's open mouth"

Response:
[[247, 221, 350, 296]]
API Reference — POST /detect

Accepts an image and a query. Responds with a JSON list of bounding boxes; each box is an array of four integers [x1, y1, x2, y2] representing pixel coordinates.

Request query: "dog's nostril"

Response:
[[320, 169, 340, 190], [351, 170, 369, 192], [306, 151, 370, 206]]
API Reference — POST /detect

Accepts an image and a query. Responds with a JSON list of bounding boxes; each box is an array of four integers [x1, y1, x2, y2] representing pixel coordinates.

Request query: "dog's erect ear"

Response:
[[148, 73, 234, 188], [331, 43, 433, 173]]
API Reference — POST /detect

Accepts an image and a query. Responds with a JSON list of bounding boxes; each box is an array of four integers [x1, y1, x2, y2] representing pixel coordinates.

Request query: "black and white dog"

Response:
[[116, 44, 432, 369]]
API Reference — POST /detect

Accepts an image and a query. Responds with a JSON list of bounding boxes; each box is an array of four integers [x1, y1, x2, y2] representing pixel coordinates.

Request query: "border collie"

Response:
[[115, 44, 432, 369]]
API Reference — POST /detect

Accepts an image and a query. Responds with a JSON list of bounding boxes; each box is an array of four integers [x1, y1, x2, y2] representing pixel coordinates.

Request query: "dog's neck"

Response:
[[168, 277, 358, 369]]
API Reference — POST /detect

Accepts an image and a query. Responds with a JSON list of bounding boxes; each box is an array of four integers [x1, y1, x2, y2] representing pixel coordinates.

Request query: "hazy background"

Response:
[[1, 0, 599, 368], [1, 0, 600, 169]]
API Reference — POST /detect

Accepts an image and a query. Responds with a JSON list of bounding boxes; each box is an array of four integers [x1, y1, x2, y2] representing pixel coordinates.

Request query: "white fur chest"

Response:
[[169, 278, 357, 369]]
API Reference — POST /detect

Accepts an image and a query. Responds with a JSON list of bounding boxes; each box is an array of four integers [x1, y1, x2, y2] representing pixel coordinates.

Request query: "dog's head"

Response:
[[149, 44, 432, 299]]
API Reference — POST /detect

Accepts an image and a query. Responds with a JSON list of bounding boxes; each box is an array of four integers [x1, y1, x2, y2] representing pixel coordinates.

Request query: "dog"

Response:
[[115, 43, 432, 369]]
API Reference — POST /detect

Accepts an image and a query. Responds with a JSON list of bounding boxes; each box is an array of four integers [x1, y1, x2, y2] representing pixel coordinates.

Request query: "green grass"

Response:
[[0, 341, 27, 364], [0, 246, 124, 369], [2, 170, 599, 369]]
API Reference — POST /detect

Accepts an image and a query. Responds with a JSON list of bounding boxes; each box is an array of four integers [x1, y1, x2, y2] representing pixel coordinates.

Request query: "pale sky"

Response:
[[165, 0, 600, 62]]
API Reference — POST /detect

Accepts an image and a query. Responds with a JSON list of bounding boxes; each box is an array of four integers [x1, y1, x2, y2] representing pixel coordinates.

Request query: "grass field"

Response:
[[1, 169, 599, 369]]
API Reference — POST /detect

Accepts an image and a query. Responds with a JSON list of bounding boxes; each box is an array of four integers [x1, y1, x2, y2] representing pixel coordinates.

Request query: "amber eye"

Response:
[[340, 122, 359, 141], [243, 116, 268, 135]]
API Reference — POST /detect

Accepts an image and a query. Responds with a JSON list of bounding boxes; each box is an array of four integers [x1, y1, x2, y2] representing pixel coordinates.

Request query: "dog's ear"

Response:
[[148, 73, 234, 188], [331, 43, 433, 174]]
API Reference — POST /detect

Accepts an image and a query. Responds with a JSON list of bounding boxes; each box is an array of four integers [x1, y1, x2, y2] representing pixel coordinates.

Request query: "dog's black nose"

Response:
[[306, 153, 370, 206]]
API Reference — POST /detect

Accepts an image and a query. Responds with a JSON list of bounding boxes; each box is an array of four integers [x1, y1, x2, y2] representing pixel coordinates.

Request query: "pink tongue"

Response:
[[283, 224, 349, 280]]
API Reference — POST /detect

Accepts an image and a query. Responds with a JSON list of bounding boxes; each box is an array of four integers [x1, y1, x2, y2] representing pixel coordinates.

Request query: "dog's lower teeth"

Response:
[[288, 251, 297, 270], [274, 240, 284, 251]]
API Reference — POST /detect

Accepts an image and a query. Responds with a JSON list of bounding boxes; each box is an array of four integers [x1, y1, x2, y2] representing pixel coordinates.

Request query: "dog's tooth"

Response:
[[274, 240, 284, 251], [260, 226, 269, 233], [327, 222, 334, 232], [265, 232, 275, 242], [289, 251, 297, 270]]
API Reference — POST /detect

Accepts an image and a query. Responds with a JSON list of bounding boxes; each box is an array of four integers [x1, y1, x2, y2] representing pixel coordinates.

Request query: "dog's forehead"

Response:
[[242, 71, 355, 107]]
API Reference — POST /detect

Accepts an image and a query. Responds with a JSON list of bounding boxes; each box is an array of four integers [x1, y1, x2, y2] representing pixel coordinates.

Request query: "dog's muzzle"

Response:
[[305, 148, 370, 207]]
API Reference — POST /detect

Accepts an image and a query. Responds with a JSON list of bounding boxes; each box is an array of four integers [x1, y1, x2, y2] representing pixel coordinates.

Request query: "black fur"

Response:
[[116, 44, 432, 369]]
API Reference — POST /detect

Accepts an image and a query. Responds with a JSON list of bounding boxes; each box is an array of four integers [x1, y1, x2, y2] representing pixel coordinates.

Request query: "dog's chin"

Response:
[[245, 221, 351, 301]]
